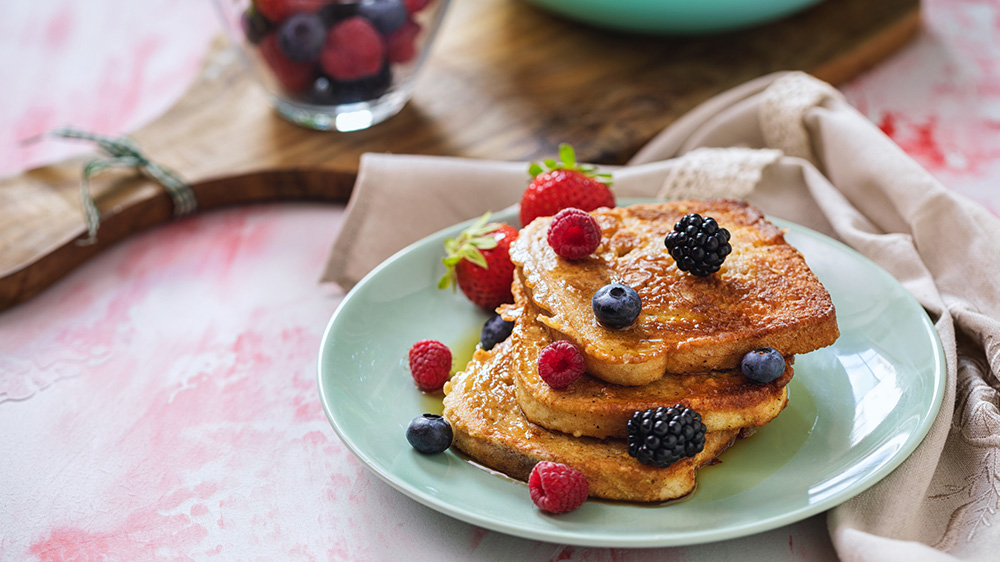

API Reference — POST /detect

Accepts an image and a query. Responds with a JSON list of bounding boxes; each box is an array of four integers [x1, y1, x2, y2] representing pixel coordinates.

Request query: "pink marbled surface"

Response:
[[0, 0, 219, 179], [841, 0, 1000, 216], [2, 0, 1000, 560]]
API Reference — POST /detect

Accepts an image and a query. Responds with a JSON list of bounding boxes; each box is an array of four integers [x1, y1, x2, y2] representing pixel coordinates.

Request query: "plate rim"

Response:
[[317, 200, 947, 547]]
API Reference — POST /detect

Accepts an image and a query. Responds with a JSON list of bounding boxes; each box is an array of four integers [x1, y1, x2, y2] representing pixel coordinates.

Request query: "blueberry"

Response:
[[740, 347, 785, 384], [358, 0, 408, 34], [592, 283, 641, 329], [406, 414, 453, 454], [277, 13, 326, 62], [480, 314, 514, 351]]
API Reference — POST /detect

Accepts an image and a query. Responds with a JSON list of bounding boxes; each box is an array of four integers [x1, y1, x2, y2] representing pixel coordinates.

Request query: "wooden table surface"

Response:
[[0, 0, 920, 311]]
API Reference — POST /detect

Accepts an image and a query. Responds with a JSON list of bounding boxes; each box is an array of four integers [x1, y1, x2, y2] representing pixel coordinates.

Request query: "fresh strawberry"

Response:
[[439, 213, 519, 311], [258, 33, 315, 93], [520, 143, 614, 227]]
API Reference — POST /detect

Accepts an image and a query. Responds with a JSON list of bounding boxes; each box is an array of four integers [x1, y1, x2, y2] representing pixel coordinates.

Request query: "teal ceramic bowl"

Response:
[[522, 0, 825, 34]]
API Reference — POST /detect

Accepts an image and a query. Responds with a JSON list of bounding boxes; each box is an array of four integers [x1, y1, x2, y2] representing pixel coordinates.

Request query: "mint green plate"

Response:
[[317, 201, 945, 547]]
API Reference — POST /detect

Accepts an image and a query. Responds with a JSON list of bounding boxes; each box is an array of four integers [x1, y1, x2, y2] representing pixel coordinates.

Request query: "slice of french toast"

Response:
[[442, 333, 739, 503], [509, 199, 839, 386], [505, 272, 792, 440]]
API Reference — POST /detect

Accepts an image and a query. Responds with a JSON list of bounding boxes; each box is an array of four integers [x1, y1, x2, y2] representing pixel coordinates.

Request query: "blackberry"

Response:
[[319, 1, 360, 27], [305, 76, 340, 106], [626, 405, 706, 468], [664, 213, 732, 277], [303, 66, 393, 106], [335, 63, 393, 103], [241, 7, 273, 45], [480, 313, 514, 351]]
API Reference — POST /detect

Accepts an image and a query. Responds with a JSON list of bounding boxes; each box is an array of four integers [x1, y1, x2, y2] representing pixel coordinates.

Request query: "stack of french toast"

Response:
[[442, 200, 839, 503]]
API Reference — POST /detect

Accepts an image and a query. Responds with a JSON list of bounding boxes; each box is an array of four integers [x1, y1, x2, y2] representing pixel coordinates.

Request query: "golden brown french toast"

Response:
[[504, 273, 792, 439], [442, 334, 739, 503], [509, 199, 839, 386]]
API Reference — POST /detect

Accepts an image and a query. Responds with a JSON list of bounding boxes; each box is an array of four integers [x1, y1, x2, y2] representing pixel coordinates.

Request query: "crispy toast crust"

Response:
[[509, 200, 839, 386], [505, 274, 792, 439], [442, 338, 739, 503]]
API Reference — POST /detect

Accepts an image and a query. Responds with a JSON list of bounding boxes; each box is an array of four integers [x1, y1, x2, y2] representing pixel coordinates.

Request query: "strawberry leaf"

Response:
[[526, 142, 612, 186], [461, 246, 488, 269], [438, 212, 506, 291], [466, 212, 492, 234], [469, 235, 498, 250], [558, 143, 576, 167]]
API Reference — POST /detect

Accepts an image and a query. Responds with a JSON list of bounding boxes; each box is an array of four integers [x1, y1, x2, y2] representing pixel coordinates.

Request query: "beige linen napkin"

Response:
[[323, 72, 1000, 561]]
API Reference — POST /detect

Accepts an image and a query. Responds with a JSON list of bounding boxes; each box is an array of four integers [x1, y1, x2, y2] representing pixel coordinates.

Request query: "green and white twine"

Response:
[[50, 127, 197, 245]]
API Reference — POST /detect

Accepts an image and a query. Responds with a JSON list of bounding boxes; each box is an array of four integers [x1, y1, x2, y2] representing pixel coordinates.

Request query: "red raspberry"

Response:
[[386, 19, 421, 64], [537, 341, 585, 388], [258, 34, 315, 93], [256, 0, 325, 23], [408, 339, 452, 392], [320, 17, 386, 81], [529, 461, 589, 514], [546, 208, 601, 260], [403, 0, 432, 13]]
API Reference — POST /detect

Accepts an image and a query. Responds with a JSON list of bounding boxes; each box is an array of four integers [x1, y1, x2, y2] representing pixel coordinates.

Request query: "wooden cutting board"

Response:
[[0, 0, 920, 311]]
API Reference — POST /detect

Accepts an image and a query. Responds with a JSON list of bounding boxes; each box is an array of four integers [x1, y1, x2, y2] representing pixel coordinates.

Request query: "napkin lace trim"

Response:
[[759, 72, 845, 162], [657, 147, 782, 201]]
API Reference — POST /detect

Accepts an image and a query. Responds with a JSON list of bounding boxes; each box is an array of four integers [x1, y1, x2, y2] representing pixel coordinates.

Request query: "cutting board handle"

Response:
[[0, 168, 356, 312]]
